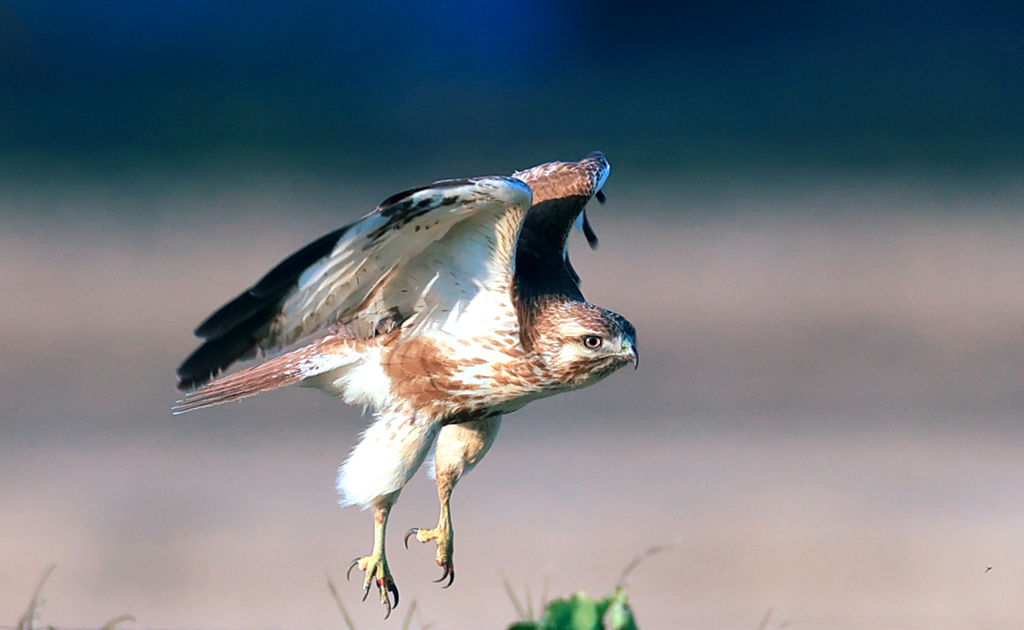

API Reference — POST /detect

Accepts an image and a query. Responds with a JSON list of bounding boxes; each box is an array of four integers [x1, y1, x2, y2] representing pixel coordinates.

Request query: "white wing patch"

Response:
[[273, 177, 531, 349]]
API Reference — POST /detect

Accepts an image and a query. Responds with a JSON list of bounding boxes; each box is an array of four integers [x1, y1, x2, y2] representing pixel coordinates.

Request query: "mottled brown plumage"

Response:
[[174, 152, 636, 616]]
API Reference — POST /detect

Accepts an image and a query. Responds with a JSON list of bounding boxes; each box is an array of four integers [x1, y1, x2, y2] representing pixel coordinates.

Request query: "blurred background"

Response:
[[2, 1, 1023, 629]]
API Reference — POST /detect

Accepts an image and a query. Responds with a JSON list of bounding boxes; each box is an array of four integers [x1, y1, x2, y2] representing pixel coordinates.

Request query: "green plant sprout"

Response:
[[505, 543, 673, 630]]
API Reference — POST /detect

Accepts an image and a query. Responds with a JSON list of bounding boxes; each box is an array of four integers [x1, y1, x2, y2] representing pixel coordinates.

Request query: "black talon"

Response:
[[434, 565, 455, 588], [388, 581, 400, 607], [378, 578, 398, 619], [404, 528, 418, 549], [362, 581, 370, 602], [346, 558, 360, 581]]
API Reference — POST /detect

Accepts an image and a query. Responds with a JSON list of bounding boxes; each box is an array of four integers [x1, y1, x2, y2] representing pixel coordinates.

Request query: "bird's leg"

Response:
[[405, 470, 456, 586], [348, 499, 400, 618], [405, 416, 502, 587], [338, 411, 442, 606]]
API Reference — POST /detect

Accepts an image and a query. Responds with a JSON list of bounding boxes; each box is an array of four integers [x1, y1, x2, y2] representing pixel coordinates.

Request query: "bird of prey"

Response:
[[173, 152, 637, 616]]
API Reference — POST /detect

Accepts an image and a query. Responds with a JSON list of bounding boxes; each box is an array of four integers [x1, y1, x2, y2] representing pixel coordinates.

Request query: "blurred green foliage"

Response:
[[507, 588, 637, 630]]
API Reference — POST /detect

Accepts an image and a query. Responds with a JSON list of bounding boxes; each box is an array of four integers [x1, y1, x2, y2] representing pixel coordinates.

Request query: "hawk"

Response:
[[173, 152, 637, 616]]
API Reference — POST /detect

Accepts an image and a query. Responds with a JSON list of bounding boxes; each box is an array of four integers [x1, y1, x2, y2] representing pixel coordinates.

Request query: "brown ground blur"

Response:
[[2, 170, 1023, 629]]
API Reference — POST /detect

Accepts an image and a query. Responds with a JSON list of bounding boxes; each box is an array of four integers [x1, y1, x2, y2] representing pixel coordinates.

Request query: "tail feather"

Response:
[[172, 337, 358, 414]]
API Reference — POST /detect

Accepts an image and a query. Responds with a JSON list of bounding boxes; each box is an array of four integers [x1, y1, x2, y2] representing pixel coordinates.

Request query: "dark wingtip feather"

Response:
[[178, 224, 352, 391], [194, 225, 350, 341], [193, 291, 263, 339], [177, 300, 281, 391], [565, 252, 582, 285], [580, 210, 600, 250], [595, 190, 606, 204], [176, 337, 250, 391]]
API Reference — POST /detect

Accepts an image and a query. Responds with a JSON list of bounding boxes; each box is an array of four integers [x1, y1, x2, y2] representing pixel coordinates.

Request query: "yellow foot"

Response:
[[404, 526, 455, 587], [346, 553, 399, 618]]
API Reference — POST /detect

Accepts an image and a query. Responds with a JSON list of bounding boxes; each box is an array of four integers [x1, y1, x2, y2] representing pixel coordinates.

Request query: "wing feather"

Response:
[[513, 151, 610, 303], [193, 226, 351, 340], [177, 176, 531, 390], [173, 336, 358, 413]]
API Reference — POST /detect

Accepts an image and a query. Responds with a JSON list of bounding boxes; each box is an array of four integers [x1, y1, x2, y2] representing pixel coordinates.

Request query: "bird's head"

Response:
[[530, 299, 638, 390]]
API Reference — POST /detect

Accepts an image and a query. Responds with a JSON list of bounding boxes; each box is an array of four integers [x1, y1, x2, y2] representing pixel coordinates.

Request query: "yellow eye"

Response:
[[582, 335, 603, 349]]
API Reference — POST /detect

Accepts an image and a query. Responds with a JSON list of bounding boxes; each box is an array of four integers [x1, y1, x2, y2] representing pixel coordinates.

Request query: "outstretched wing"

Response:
[[513, 151, 609, 303], [512, 152, 610, 351], [177, 177, 532, 390]]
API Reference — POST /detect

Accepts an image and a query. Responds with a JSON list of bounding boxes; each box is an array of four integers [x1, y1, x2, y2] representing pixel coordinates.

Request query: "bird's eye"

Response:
[[582, 335, 603, 349]]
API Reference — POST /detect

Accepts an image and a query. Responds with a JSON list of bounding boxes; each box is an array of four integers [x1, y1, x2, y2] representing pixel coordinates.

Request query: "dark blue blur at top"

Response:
[[4, 0, 569, 84], [1, 0, 1022, 172]]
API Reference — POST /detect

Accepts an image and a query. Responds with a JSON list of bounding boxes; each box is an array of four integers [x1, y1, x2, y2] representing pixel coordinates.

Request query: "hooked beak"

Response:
[[622, 338, 639, 370]]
